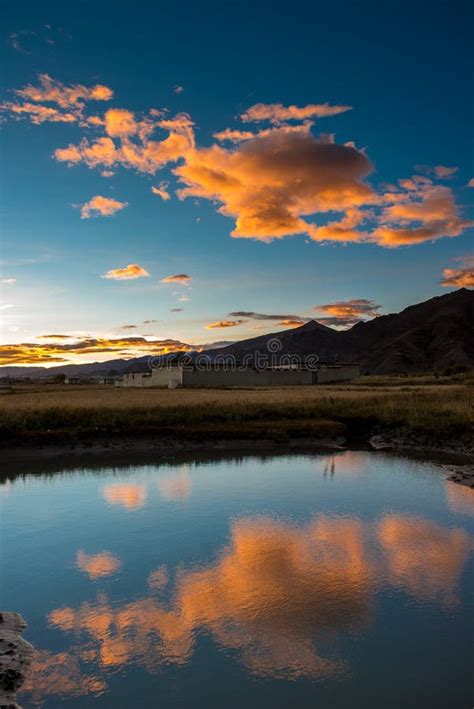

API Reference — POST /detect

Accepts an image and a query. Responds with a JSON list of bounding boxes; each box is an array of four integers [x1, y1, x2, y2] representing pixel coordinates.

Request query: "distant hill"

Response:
[[1, 289, 472, 378], [210, 288, 474, 375], [211, 288, 474, 374]]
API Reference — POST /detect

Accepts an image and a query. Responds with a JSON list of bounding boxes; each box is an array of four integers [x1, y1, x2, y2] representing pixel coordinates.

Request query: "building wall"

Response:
[[149, 366, 183, 387], [182, 368, 315, 388], [117, 367, 183, 388], [117, 364, 360, 388], [117, 372, 150, 387]]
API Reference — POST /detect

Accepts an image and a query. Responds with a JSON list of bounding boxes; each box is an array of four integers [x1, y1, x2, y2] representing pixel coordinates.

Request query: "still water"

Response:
[[1, 450, 473, 708]]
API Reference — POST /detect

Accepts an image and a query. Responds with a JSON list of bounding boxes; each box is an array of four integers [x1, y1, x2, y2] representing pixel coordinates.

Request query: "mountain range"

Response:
[[1, 289, 472, 378]]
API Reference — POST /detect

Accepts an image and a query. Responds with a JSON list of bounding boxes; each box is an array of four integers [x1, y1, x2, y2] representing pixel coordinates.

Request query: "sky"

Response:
[[1, 0, 473, 366]]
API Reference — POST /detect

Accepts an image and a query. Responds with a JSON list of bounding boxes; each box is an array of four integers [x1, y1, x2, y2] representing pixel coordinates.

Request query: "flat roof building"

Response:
[[116, 362, 360, 388]]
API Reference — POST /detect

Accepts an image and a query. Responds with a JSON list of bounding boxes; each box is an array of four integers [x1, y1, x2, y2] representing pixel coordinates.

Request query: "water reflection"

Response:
[[158, 467, 191, 501], [23, 512, 469, 706], [147, 565, 168, 590], [444, 481, 474, 517], [21, 648, 107, 705], [377, 515, 471, 606], [318, 451, 368, 478], [75, 551, 121, 580], [102, 483, 147, 510]]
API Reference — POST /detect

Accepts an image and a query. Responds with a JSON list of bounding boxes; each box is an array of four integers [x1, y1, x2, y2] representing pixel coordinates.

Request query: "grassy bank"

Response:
[[0, 380, 472, 444]]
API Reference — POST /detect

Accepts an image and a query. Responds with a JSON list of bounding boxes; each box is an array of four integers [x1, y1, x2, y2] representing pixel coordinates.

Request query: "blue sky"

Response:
[[1, 0, 473, 365]]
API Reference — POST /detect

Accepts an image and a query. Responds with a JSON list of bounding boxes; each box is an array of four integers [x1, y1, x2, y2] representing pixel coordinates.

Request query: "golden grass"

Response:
[[0, 380, 472, 437]]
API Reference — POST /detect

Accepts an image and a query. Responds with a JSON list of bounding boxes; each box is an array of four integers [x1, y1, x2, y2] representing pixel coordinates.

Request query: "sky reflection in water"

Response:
[[1, 451, 472, 708]]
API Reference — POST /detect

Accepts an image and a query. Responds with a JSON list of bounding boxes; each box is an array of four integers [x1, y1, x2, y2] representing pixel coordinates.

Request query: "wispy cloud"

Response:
[[151, 182, 171, 200], [206, 320, 245, 329], [240, 102, 352, 123], [229, 311, 308, 322], [433, 165, 458, 179], [0, 73, 113, 125], [161, 273, 192, 285], [80, 195, 128, 219], [102, 264, 150, 280], [213, 128, 255, 143], [415, 164, 459, 180], [174, 85, 184, 94], [36, 334, 75, 339], [1, 278, 16, 285]]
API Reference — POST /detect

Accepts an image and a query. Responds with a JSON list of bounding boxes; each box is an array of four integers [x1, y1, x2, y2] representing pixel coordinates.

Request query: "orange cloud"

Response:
[[279, 319, 306, 327], [0, 74, 113, 126], [373, 185, 473, 247], [0, 101, 77, 124], [16, 73, 113, 107], [440, 267, 474, 288], [311, 208, 370, 243], [102, 483, 147, 510], [102, 264, 150, 280], [75, 551, 121, 579], [55, 128, 192, 174], [468, 178, 474, 188], [314, 298, 381, 326], [175, 126, 375, 241], [440, 256, 474, 287], [80, 195, 127, 219], [160, 273, 191, 285], [206, 320, 245, 329], [104, 108, 137, 137], [151, 182, 171, 200], [240, 102, 352, 123], [213, 128, 256, 142], [6, 81, 470, 248], [0, 337, 193, 365]]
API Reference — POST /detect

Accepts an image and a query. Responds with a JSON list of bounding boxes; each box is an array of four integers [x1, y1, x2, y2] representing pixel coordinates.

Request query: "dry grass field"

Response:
[[0, 377, 473, 438]]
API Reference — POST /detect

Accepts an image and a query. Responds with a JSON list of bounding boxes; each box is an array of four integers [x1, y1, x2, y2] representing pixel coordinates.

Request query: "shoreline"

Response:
[[1, 422, 473, 487]]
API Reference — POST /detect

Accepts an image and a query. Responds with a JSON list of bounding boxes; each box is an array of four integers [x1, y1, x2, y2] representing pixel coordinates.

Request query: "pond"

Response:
[[1, 450, 473, 708]]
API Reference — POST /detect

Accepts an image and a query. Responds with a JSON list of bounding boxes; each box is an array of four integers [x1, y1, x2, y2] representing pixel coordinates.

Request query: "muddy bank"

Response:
[[441, 464, 474, 488], [0, 612, 33, 709], [0, 432, 347, 464], [369, 426, 474, 459], [1, 419, 472, 459]]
